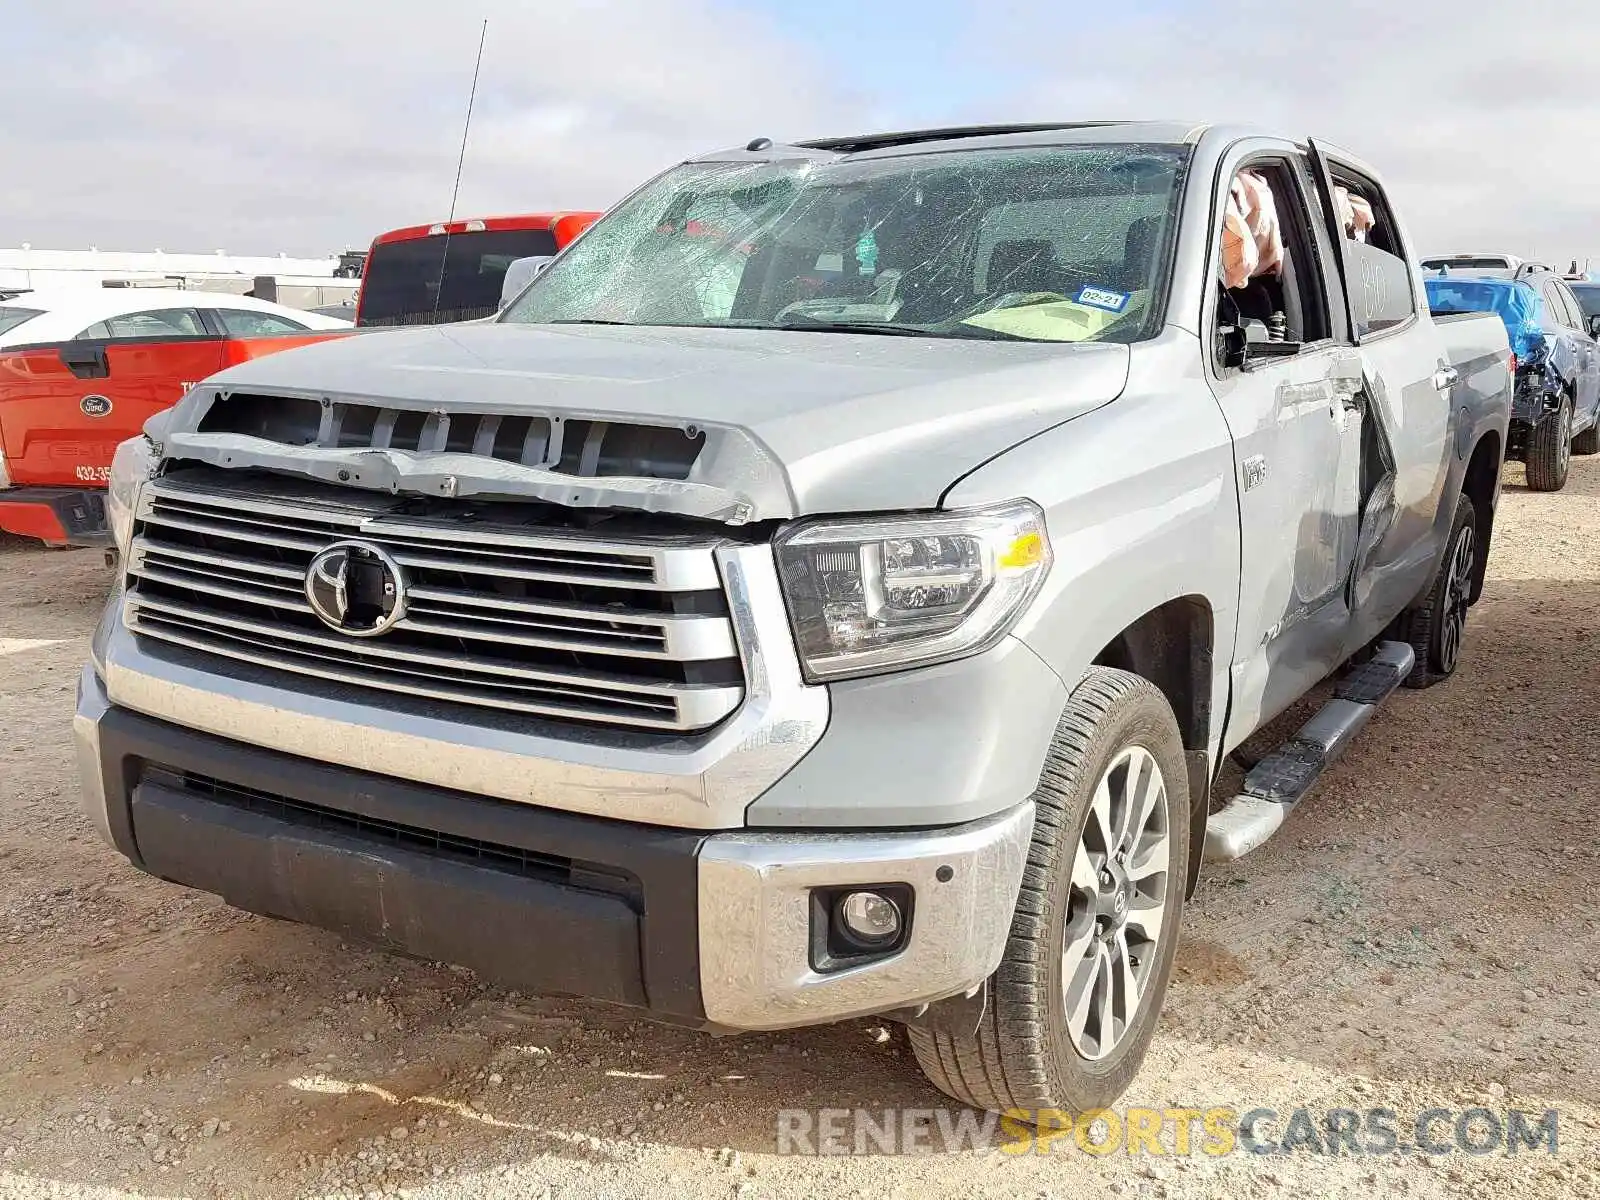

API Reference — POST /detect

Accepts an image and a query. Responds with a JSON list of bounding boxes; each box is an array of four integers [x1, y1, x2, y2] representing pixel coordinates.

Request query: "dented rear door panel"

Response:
[[1307, 140, 1452, 637]]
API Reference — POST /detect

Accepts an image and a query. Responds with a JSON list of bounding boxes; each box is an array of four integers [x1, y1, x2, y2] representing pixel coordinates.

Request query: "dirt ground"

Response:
[[1, 460, 1597, 1200]]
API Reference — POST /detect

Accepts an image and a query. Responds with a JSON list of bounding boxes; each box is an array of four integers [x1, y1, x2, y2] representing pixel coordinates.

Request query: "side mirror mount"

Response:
[[1218, 325, 1248, 370], [1219, 321, 1303, 371], [499, 256, 554, 310]]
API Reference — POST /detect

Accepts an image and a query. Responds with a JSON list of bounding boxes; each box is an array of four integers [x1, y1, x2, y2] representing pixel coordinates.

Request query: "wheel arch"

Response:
[[1090, 595, 1215, 898]]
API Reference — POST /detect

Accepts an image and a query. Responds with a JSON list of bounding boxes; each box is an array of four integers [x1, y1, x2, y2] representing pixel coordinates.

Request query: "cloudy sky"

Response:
[[2, 0, 1592, 263]]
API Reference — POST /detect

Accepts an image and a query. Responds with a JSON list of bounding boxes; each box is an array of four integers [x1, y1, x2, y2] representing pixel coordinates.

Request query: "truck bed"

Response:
[[1431, 308, 1513, 375]]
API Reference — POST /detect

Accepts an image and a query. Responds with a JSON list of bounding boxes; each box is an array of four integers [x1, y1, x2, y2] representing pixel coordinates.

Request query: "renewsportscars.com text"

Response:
[[775, 1106, 1560, 1158]]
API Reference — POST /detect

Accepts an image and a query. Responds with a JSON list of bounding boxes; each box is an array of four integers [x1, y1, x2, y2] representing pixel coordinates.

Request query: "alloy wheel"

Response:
[[1062, 745, 1172, 1061], [1439, 522, 1475, 674]]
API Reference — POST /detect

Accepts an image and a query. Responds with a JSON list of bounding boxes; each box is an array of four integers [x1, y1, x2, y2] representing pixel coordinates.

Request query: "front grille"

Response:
[[145, 766, 640, 902], [124, 474, 747, 732]]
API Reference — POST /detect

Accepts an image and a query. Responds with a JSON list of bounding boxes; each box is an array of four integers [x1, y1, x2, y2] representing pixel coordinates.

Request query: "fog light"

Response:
[[839, 891, 902, 945]]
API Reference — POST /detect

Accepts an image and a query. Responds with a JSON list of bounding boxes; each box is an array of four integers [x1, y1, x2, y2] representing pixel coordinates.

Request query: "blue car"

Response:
[[1425, 272, 1600, 490]]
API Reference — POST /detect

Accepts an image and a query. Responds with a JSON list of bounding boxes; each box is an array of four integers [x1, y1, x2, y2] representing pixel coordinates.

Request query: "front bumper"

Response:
[[75, 667, 1033, 1031]]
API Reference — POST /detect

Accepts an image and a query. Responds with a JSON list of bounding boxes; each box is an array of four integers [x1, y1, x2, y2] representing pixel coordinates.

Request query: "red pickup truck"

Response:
[[354, 212, 599, 327], [0, 289, 351, 545]]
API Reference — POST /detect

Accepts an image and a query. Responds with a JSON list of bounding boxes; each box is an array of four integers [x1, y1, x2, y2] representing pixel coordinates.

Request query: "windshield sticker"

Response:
[[1074, 286, 1131, 314]]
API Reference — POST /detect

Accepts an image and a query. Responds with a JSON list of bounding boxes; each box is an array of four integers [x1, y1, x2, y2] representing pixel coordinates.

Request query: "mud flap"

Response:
[[892, 981, 989, 1039]]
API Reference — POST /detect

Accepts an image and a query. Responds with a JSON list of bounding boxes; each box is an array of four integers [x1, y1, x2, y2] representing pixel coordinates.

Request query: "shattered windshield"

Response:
[[502, 144, 1189, 343]]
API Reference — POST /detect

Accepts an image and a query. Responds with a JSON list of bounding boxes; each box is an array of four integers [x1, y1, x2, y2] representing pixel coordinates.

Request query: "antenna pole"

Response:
[[448, 19, 488, 224], [432, 18, 489, 321]]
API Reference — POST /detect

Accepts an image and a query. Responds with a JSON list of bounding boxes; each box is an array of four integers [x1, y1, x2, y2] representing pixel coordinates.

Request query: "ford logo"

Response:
[[80, 394, 113, 418]]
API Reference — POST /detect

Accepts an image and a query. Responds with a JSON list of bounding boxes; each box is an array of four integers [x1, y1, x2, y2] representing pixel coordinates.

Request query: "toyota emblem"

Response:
[[304, 540, 408, 637]]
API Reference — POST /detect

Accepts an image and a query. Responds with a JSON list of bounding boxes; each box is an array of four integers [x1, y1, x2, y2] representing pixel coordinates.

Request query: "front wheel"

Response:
[[1525, 395, 1572, 491], [908, 668, 1189, 1117]]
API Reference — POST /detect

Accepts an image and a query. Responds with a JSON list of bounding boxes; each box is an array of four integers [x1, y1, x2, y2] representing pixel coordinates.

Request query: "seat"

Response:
[[1117, 216, 1161, 290], [985, 239, 1062, 295]]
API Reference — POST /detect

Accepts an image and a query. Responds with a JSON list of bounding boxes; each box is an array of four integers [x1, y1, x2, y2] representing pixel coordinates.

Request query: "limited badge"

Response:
[[1074, 286, 1131, 313], [80, 394, 113, 418]]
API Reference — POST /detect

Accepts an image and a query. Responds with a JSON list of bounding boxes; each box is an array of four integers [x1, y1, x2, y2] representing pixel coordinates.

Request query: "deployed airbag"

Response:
[[1335, 186, 1376, 243], [1221, 169, 1284, 289]]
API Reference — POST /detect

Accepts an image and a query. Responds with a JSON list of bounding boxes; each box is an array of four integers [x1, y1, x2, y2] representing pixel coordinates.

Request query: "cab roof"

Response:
[[706, 121, 1211, 164], [792, 121, 1207, 155]]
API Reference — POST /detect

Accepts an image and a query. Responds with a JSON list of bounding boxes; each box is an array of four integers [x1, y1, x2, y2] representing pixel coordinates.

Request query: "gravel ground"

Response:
[[0, 459, 1596, 1199]]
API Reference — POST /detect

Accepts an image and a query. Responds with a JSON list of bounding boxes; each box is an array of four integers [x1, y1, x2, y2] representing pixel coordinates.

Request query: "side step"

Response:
[[1203, 641, 1415, 862]]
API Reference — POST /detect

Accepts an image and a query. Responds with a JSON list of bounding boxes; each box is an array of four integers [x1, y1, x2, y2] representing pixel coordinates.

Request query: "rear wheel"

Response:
[[1524, 394, 1572, 491], [1399, 494, 1476, 689], [908, 668, 1188, 1117]]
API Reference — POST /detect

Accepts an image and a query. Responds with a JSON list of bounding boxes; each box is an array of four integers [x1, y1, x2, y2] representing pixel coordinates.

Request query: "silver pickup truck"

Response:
[[77, 122, 1511, 1116]]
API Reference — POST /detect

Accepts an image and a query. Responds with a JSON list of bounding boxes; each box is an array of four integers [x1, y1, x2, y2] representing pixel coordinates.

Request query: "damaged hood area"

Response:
[[155, 322, 1130, 523]]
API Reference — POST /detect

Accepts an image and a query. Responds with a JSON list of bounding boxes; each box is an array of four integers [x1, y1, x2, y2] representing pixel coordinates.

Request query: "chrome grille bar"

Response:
[[141, 484, 722, 590]]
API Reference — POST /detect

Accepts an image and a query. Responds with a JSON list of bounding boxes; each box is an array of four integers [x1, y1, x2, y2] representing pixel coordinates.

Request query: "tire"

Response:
[[1573, 408, 1600, 455], [908, 668, 1189, 1118], [1398, 493, 1476, 690], [1524, 394, 1572, 491]]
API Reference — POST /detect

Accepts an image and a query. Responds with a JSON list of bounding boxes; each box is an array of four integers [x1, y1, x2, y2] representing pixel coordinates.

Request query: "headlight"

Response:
[[107, 434, 155, 557], [774, 499, 1052, 682]]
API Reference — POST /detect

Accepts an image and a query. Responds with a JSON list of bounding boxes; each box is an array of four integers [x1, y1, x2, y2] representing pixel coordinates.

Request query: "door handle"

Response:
[[1431, 366, 1459, 393], [58, 344, 110, 380]]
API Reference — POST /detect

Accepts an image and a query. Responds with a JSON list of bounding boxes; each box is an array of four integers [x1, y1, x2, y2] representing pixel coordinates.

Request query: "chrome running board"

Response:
[[1204, 641, 1415, 861]]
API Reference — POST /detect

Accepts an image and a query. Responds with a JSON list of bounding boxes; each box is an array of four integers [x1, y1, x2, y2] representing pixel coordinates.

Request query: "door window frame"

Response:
[[211, 308, 311, 337], [76, 307, 212, 342], [1204, 146, 1350, 383], [1305, 144, 1418, 346], [1551, 280, 1585, 331]]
